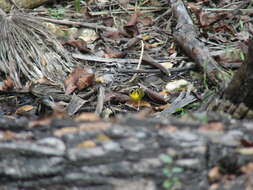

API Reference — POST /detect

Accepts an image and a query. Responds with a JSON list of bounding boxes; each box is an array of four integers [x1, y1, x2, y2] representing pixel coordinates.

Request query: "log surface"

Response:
[[0, 114, 252, 190]]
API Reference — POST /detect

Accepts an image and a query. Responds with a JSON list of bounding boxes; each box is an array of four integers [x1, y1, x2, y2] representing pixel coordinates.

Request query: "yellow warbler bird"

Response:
[[129, 88, 145, 101]]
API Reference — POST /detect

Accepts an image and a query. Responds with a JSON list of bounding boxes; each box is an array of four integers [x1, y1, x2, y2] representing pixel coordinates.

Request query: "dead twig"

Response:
[[37, 17, 118, 33]]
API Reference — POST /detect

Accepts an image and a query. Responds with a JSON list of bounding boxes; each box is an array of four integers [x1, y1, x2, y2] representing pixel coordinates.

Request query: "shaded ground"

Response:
[[0, 0, 253, 189]]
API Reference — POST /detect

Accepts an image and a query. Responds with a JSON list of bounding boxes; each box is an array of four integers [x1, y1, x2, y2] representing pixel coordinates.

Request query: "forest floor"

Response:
[[0, 0, 253, 189]]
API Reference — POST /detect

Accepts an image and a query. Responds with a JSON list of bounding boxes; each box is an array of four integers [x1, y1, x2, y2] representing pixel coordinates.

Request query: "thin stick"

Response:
[[37, 17, 117, 32], [128, 40, 145, 83]]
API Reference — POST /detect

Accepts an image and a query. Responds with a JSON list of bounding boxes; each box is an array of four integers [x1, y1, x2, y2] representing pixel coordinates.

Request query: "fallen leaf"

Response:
[[0, 77, 14, 91], [104, 47, 125, 58], [15, 105, 34, 114], [199, 11, 227, 26], [123, 11, 141, 37], [64, 67, 94, 95], [126, 11, 140, 26], [102, 31, 121, 40], [63, 39, 90, 53]]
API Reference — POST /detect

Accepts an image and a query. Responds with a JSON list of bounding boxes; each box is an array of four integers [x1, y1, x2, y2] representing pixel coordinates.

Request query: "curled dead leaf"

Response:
[[64, 67, 94, 95], [0, 77, 14, 91], [16, 105, 34, 114]]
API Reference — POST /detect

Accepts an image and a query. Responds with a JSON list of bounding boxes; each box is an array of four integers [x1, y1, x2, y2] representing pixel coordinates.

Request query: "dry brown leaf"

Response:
[[0, 77, 14, 91], [63, 39, 90, 53], [104, 47, 125, 58], [126, 11, 140, 26], [64, 67, 94, 95], [199, 11, 227, 26], [15, 105, 34, 114], [123, 11, 142, 37], [77, 140, 96, 148], [103, 31, 121, 40]]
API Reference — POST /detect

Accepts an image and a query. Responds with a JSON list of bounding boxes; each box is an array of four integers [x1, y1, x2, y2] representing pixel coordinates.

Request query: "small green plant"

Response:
[[160, 154, 183, 190], [48, 8, 65, 18]]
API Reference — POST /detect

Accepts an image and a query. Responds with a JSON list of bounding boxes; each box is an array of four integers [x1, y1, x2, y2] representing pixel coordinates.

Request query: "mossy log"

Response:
[[0, 0, 51, 11]]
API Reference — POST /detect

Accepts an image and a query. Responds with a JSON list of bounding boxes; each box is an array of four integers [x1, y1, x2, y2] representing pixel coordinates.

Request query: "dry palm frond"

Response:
[[0, 8, 74, 88]]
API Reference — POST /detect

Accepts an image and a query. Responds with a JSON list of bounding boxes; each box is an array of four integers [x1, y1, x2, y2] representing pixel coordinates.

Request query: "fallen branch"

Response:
[[170, 0, 231, 88]]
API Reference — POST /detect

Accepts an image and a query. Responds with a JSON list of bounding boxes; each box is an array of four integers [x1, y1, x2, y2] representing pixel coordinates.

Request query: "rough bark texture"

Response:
[[0, 114, 252, 190], [0, 0, 50, 11]]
